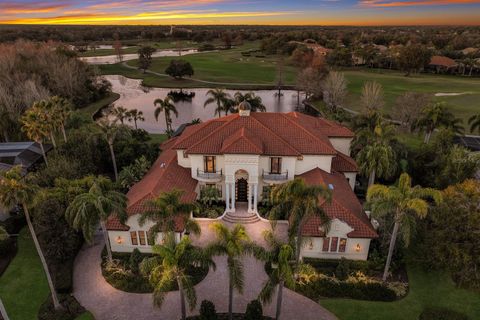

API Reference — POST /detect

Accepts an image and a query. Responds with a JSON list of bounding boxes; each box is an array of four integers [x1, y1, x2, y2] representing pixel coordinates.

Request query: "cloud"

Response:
[[359, 0, 480, 7], [0, 1, 70, 14]]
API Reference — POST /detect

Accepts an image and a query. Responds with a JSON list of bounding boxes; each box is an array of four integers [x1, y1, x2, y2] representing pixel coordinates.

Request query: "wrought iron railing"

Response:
[[262, 169, 288, 181], [197, 168, 223, 179]]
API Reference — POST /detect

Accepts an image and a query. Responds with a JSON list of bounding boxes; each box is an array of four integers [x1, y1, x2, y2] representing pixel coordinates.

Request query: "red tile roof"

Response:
[[106, 148, 198, 231], [170, 112, 352, 156], [429, 56, 457, 68], [332, 152, 358, 172], [297, 168, 377, 238]]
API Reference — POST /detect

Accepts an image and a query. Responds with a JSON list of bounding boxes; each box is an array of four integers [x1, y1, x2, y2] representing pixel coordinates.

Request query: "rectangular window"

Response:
[[339, 238, 347, 253], [270, 157, 282, 174], [330, 237, 339, 252], [130, 231, 138, 245], [322, 237, 330, 252], [147, 230, 155, 246], [204, 156, 216, 173], [138, 231, 146, 246]]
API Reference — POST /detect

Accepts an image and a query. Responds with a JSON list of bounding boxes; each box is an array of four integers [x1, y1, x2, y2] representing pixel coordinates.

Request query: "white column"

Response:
[[225, 183, 230, 211], [253, 183, 258, 212], [247, 183, 253, 212], [231, 182, 235, 211]]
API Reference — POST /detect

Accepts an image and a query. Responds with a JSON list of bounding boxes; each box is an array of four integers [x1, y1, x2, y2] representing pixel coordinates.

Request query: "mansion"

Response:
[[107, 106, 378, 260]]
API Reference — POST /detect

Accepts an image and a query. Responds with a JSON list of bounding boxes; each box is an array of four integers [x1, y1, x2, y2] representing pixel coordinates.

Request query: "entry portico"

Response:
[[224, 156, 259, 213]]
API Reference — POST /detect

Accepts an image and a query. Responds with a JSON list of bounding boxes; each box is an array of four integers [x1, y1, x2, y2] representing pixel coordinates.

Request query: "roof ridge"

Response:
[[185, 114, 240, 154], [249, 113, 301, 156], [220, 127, 263, 154], [282, 113, 337, 155]]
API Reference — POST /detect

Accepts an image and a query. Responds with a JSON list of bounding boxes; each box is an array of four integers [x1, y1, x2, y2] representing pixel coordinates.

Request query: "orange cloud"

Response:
[[0, 2, 69, 14], [360, 0, 480, 6]]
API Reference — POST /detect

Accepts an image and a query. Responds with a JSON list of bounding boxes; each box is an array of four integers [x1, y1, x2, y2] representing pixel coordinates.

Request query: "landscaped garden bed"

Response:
[[101, 247, 209, 293]]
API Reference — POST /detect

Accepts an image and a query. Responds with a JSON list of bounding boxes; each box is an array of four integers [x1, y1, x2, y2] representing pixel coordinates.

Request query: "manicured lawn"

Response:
[[341, 69, 480, 127], [99, 42, 298, 89], [75, 311, 95, 320], [78, 92, 120, 118], [149, 133, 169, 145], [0, 229, 49, 320], [321, 263, 480, 320]]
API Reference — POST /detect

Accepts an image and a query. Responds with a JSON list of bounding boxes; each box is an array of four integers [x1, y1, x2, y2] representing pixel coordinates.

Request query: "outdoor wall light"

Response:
[[115, 236, 123, 244], [355, 243, 361, 252]]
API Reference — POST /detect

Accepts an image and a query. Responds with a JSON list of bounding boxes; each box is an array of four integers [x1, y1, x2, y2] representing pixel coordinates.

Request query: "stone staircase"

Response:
[[222, 203, 260, 224]]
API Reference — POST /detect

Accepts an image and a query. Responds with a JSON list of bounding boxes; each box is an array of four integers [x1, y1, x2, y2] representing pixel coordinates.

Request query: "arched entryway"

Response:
[[235, 169, 249, 203]]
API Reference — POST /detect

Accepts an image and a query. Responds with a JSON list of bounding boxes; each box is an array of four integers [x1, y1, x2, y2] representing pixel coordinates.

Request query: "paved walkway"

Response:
[[73, 220, 337, 320]]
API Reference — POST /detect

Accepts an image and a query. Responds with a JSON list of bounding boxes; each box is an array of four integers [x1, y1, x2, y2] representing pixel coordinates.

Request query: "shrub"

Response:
[[199, 300, 217, 320], [38, 294, 85, 320], [335, 257, 350, 280], [419, 307, 469, 320], [245, 299, 263, 320], [129, 248, 143, 274], [198, 44, 216, 52], [165, 59, 194, 79]]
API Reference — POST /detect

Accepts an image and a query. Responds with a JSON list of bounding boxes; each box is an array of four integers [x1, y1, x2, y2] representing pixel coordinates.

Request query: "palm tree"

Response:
[[367, 173, 442, 281], [21, 105, 50, 165], [111, 106, 129, 124], [414, 102, 456, 144], [269, 178, 332, 264], [140, 233, 216, 320], [138, 189, 200, 238], [50, 96, 72, 143], [0, 166, 62, 309], [97, 119, 128, 181], [207, 223, 252, 320], [204, 89, 231, 118], [356, 122, 397, 188], [154, 96, 178, 136], [259, 244, 295, 320], [65, 180, 127, 263], [234, 92, 266, 112], [468, 114, 480, 134], [126, 109, 145, 129]]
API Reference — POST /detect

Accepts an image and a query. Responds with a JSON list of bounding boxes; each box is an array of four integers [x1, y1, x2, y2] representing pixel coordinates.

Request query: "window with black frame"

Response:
[[270, 157, 282, 174], [204, 156, 216, 173]]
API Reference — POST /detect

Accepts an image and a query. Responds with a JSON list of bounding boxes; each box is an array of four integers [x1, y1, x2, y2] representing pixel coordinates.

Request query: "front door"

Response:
[[236, 178, 248, 202]]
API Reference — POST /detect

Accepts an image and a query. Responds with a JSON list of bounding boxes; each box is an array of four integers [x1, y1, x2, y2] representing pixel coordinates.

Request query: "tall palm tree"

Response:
[[97, 119, 128, 181], [138, 189, 200, 238], [414, 102, 456, 144], [126, 109, 145, 129], [234, 92, 266, 112], [21, 105, 50, 165], [0, 166, 62, 309], [65, 180, 127, 263], [468, 114, 480, 134], [50, 96, 72, 143], [154, 96, 178, 136], [269, 178, 332, 264], [356, 122, 397, 188], [207, 223, 252, 320], [111, 106, 129, 124], [204, 89, 231, 118], [140, 233, 216, 320], [367, 173, 442, 281], [259, 244, 295, 320]]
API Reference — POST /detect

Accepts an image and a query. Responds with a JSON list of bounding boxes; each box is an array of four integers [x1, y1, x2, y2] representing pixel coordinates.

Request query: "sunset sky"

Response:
[[1, 0, 479, 26]]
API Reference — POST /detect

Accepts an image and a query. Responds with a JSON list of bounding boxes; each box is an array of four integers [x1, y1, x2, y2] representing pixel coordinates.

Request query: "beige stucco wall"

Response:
[[177, 150, 191, 168], [108, 214, 181, 253], [294, 155, 333, 175], [329, 138, 353, 156], [343, 172, 357, 190], [299, 219, 371, 261]]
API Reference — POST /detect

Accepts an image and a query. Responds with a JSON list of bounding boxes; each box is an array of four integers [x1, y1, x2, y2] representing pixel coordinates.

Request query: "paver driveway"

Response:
[[73, 219, 338, 320]]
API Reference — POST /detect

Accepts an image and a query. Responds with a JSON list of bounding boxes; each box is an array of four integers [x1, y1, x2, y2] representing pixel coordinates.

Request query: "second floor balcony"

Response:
[[262, 169, 288, 182], [197, 168, 223, 181]]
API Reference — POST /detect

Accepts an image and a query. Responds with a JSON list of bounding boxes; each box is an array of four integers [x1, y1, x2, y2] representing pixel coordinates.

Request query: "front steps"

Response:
[[222, 211, 260, 224]]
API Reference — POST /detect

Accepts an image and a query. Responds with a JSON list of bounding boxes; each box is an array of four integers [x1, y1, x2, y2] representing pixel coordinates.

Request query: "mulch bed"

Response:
[[0, 239, 18, 277]]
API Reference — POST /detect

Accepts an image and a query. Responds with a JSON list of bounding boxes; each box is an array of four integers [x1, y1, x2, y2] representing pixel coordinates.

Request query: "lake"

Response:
[[104, 75, 304, 134], [81, 49, 198, 65]]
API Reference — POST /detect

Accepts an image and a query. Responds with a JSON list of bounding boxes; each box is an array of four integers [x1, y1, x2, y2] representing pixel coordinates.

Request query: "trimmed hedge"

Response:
[[419, 307, 469, 320], [296, 275, 398, 301], [303, 257, 374, 276]]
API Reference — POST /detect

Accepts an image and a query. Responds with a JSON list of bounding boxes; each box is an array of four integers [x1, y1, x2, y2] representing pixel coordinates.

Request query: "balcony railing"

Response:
[[262, 169, 288, 181], [197, 168, 223, 180]]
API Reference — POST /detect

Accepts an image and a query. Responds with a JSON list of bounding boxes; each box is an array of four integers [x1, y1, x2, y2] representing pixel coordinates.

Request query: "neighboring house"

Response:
[[107, 106, 378, 260], [428, 55, 458, 73]]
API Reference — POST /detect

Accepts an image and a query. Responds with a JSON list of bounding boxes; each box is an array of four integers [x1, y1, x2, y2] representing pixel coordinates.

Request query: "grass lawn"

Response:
[[75, 311, 95, 320], [149, 133, 169, 145], [78, 92, 120, 118], [341, 69, 480, 127], [99, 42, 298, 89], [0, 229, 49, 320], [321, 262, 480, 320]]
